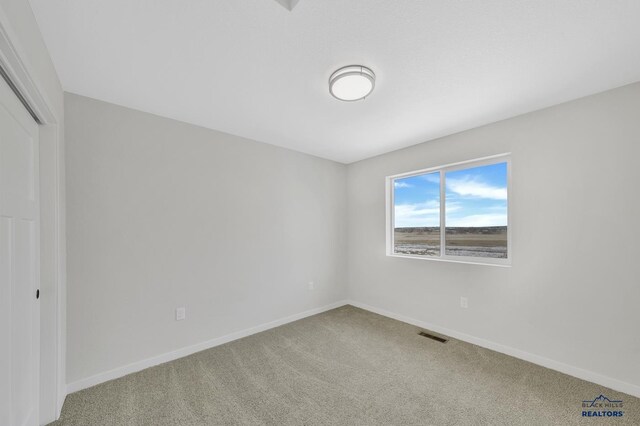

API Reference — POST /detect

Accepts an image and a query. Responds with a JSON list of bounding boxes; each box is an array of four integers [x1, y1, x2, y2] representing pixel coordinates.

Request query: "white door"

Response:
[[0, 75, 40, 426]]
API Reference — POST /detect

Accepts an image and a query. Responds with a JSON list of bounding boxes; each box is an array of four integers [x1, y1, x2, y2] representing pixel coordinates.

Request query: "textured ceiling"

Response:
[[29, 0, 640, 163]]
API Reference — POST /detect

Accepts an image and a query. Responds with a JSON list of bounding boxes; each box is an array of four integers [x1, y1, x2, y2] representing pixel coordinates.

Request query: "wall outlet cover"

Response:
[[176, 307, 186, 321]]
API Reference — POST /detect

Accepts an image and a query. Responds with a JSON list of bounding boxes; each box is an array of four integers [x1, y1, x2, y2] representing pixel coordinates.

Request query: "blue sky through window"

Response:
[[394, 172, 440, 228], [394, 162, 507, 228]]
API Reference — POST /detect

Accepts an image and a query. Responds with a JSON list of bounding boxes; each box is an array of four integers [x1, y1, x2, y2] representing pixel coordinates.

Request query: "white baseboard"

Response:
[[66, 299, 640, 399], [67, 300, 349, 394], [56, 381, 65, 419], [348, 300, 640, 398]]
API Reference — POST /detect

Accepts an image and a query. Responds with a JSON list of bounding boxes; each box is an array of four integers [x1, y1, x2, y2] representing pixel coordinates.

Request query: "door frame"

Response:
[[0, 7, 65, 424]]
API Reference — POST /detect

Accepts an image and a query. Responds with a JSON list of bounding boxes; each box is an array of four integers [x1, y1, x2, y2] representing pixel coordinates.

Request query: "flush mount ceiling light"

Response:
[[329, 65, 376, 102]]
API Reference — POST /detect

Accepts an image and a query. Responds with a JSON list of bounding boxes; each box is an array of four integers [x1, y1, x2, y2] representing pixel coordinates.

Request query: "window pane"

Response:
[[393, 172, 440, 256], [445, 162, 507, 258]]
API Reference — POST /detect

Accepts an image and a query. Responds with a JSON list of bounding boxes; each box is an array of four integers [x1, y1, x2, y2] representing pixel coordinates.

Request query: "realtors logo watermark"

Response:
[[582, 394, 624, 418]]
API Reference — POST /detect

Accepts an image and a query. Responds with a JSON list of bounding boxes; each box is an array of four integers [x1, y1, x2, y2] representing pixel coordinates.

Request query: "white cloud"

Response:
[[394, 201, 439, 227], [394, 201, 461, 228], [394, 181, 413, 188], [447, 177, 506, 200], [447, 213, 507, 227]]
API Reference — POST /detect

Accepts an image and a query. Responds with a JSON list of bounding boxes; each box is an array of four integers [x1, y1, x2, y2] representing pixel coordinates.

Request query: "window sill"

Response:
[[386, 253, 512, 268]]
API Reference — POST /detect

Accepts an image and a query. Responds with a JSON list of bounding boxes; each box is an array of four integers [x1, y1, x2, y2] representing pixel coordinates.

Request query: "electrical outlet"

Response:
[[308, 281, 315, 290], [460, 297, 468, 309], [176, 307, 186, 321]]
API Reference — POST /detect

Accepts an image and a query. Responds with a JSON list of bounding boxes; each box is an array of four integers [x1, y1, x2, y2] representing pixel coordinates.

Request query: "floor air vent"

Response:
[[418, 331, 448, 343]]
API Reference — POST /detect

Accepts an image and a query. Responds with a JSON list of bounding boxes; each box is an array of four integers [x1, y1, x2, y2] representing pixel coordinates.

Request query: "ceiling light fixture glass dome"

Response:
[[329, 65, 375, 102]]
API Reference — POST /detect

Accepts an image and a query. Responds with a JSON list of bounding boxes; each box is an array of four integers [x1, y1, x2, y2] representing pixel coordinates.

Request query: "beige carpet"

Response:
[[51, 305, 638, 425]]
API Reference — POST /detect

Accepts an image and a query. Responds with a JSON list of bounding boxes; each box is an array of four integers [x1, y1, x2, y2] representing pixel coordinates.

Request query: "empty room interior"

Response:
[[2, 0, 640, 425]]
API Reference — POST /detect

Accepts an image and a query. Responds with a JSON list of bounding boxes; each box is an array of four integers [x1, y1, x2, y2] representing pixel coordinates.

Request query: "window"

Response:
[[387, 155, 510, 266]]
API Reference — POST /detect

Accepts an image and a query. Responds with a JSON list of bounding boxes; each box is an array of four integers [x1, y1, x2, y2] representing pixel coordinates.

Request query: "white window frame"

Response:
[[386, 153, 512, 267]]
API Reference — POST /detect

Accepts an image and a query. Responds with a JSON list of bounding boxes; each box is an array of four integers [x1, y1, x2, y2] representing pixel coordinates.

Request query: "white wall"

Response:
[[347, 83, 640, 394], [0, 0, 66, 422], [64, 93, 347, 385], [65, 82, 640, 396]]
